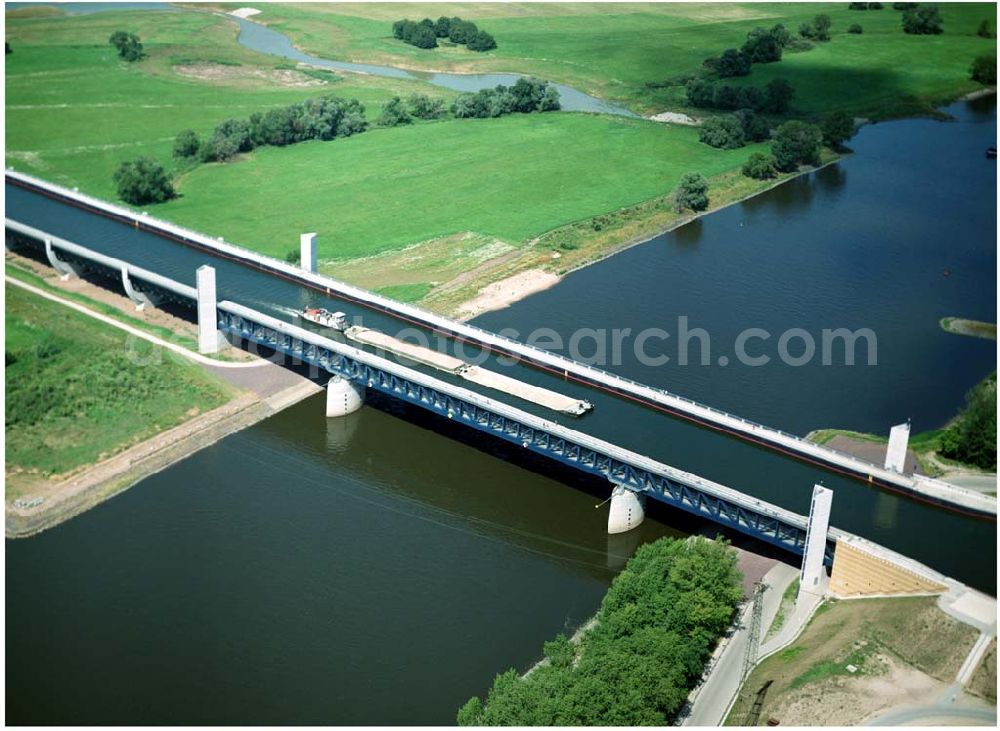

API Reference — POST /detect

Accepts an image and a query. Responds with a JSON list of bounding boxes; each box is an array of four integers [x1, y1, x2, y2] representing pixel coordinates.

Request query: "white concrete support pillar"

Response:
[[884, 420, 911, 473], [607, 484, 645, 534], [196, 264, 220, 355], [120, 265, 154, 311], [326, 376, 365, 417], [799, 484, 833, 599], [300, 232, 317, 273], [44, 237, 78, 280]]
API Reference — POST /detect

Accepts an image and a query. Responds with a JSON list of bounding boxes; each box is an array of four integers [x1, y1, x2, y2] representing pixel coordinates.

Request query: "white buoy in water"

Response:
[[326, 376, 365, 417], [607, 485, 645, 534]]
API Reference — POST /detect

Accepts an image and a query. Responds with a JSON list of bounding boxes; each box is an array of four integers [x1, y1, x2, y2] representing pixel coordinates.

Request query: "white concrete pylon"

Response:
[[326, 376, 364, 417], [196, 264, 220, 354], [884, 421, 911, 473], [799, 484, 833, 599], [44, 237, 78, 280], [300, 232, 317, 273], [607, 484, 645, 534]]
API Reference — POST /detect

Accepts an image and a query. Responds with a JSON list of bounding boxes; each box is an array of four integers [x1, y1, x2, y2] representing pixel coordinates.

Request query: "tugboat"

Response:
[[299, 307, 348, 331]]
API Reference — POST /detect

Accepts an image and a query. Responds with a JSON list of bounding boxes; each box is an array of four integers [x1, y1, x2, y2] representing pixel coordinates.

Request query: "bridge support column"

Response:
[[44, 237, 80, 280], [300, 232, 317, 273], [884, 420, 911, 474], [120, 265, 154, 311], [197, 265, 222, 354], [326, 376, 365, 417], [798, 484, 833, 600], [607, 484, 645, 534]]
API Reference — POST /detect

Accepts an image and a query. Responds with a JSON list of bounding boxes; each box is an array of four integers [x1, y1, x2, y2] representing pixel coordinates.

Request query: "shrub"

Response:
[[892, 2, 919, 9], [742, 26, 783, 63], [762, 78, 795, 114], [674, 172, 710, 212], [706, 48, 751, 78], [821, 111, 856, 148], [849, 1, 869, 8], [742, 152, 778, 179], [849, 23, 864, 33], [408, 93, 445, 119], [971, 55, 997, 85], [284, 249, 300, 265], [113, 157, 175, 205], [377, 96, 412, 127], [467, 30, 497, 52], [201, 118, 252, 161], [903, 5, 943, 34], [434, 16, 451, 37], [699, 114, 746, 149], [771, 120, 823, 171], [813, 14, 833, 41], [172, 129, 201, 159], [109, 30, 142, 61], [799, 22, 816, 39], [977, 20, 995, 38], [735, 108, 771, 142], [869, 2, 884, 7]]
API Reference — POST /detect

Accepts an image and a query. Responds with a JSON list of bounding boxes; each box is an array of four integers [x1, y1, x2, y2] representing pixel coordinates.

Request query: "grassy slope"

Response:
[[4, 8, 453, 198], [5, 285, 236, 478], [228, 2, 996, 117], [160, 113, 767, 260], [725, 596, 979, 725]]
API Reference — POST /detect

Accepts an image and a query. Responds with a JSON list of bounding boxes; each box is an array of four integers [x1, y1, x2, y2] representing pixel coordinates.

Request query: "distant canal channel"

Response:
[[4, 68, 996, 731]]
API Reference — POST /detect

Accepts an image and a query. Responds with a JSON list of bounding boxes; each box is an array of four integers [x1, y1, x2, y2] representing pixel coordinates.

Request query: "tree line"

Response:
[[452, 77, 560, 118], [939, 373, 997, 470], [392, 16, 497, 51], [457, 537, 743, 726]]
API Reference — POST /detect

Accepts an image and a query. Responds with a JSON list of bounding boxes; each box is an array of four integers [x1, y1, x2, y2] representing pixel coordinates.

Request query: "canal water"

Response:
[[4, 38, 996, 728]]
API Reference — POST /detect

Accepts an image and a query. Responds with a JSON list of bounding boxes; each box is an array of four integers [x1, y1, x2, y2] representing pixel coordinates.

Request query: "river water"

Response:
[[4, 7, 998, 722]]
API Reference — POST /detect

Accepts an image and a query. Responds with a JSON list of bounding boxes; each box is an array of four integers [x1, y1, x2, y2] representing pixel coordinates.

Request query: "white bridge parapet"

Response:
[[4, 170, 995, 518]]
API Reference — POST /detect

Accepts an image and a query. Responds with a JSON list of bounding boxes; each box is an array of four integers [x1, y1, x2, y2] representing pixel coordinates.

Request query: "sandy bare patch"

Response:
[[173, 63, 326, 88], [228, 7, 261, 19], [648, 110, 700, 126], [454, 269, 560, 321]]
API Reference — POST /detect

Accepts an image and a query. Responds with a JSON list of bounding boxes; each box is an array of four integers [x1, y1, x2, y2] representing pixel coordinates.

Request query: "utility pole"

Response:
[[742, 581, 766, 682]]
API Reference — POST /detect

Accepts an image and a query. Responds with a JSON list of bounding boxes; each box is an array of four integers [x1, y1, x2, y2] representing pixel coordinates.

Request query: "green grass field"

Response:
[[222, 2, 996, 117], [4, 3, 994, 309], [159, 113, 767, 260], [5, 284, 234, 478], [4, 7, 453, 198]]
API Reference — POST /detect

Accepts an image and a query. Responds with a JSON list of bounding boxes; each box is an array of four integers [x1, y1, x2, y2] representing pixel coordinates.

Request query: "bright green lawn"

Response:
[[4, 8, 453, 198], [234, 1, 995, 117], [158, 113, 767, 260], [5, 285, 235, 476]]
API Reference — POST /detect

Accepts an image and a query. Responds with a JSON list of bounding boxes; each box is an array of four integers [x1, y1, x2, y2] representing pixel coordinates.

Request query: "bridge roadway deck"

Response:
[[5, 173, 996, 592], [7, 170, 991, 517]]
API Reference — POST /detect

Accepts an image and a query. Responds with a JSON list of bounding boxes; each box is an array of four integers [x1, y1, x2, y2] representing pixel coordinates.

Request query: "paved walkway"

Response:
[[866, 683, 997, 726], [683, 562, 800, 726]]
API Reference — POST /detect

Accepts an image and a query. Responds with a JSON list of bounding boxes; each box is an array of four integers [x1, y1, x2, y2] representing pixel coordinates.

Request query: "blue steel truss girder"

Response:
[[218, 308, 834, 563]]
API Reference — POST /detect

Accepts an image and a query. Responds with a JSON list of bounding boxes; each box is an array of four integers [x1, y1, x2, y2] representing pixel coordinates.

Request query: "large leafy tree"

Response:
[[113, 157, 175, 205], [771, 120, 823, 171]]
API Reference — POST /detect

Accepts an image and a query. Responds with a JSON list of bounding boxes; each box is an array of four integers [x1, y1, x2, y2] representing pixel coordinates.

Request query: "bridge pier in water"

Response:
[[607, 484, 645, 534], [326, 376, 365, 417]]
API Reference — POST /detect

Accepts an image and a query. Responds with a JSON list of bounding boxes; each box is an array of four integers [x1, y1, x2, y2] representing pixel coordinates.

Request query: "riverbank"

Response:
[[4, 276, 323, 538], [437, 155, 842, 319]]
